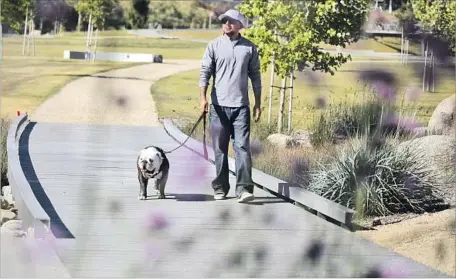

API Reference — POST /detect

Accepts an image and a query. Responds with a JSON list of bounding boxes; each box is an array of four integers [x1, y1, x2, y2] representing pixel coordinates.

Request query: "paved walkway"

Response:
[[1, 59, 202, 278], [31, 59, 201, 126], [9, 120, 449, 278], [2, 58, 451, 278]]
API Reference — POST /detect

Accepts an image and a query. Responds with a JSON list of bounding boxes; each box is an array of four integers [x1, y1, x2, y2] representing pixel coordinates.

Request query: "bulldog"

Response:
[[136, 145, 169, 200]]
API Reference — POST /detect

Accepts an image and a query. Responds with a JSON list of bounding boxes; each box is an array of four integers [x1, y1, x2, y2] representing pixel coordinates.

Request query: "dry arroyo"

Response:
[[31, 59, 202, 126], [357, 209, 456, 277]]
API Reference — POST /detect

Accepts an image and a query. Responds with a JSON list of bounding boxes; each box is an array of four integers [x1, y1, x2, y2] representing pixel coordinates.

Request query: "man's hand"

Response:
[[200, 98, 208, 114], [253, 104, 261, 122]]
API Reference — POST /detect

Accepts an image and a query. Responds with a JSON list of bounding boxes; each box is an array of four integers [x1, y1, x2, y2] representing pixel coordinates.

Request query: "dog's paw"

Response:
[[138, 194, 147, 200], [158, 193, 166, 199]]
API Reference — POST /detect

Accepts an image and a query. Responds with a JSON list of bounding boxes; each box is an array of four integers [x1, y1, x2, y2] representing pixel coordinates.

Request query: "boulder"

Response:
[[1, 209, 17, 225], [1, 220, 25, 238], [397, 135, 455, 175], [266, 134, 298, 149], [2, 185, 12, 196], [1, 186, 14, 206], [290, 129, 313, 148], [428, 94, 455, 135], [410, 126, 430, 138]]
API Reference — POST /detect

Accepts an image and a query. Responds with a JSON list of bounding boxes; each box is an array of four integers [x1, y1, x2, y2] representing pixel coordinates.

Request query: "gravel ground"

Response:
[[31, 59, 201, 126], [357, 209, 456, 277]]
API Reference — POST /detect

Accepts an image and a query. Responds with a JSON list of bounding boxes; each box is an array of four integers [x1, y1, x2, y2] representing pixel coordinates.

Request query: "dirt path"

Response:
[[31, 59, 201, 126], [357, 209, 456, 277]]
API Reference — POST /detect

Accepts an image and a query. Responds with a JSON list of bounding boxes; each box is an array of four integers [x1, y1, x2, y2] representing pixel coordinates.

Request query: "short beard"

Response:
[[224, 30, 239, 38]]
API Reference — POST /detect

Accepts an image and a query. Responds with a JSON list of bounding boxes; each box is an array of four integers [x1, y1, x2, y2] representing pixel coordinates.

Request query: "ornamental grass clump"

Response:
[[308, 136, 443, 217]]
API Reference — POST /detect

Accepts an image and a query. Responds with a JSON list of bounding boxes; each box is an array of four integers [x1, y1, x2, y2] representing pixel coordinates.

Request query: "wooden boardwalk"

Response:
[[15, 120, 449, 278]]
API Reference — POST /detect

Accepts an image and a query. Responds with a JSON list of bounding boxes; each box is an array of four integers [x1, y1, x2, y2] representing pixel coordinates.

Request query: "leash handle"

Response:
[[202, 110, 208, 160], [164, 111, 207, 154]]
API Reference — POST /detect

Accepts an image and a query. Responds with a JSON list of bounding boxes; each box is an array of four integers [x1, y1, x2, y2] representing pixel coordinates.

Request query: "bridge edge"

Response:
[[6, 114, 52, 239], [162, 118, 355, 229]]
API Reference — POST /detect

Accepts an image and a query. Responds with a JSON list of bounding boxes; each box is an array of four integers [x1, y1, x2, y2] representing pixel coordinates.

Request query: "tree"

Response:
[[75, 0, 117, 61], [394, 1, 418, 64], [410, 0, 455, 92], [237, 0, 371, 133], [127, 0, 150, 29], [0, 0, 35, 34], [410, 0, 456, 54]]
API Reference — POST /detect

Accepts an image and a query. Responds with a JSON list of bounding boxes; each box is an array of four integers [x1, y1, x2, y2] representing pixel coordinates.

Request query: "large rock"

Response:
[[1, 220, 25, 238], [290, 129, 313, 148], [428, 94, 455, 135], [266, 134, 298, 149], [397, 135, 455, 179], [1, 186, 14, 206], [1, 209, 17, 225], [397, 135, 456, 206]]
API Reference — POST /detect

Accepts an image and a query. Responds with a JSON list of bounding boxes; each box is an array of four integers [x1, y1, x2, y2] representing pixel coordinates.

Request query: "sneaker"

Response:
[[213, 189, 227, 200], [237, 191, 254, 203]]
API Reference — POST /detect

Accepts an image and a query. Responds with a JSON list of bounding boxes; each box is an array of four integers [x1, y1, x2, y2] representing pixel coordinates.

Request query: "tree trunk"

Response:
[[77, 12, 82, 32], [400, 27, 404, 64], [92, 27, 99, 62], [431, 49, 435, 92], [22, 8, 29, 56], [26, 14, 32, 56], [30, 15, 35, 56], [277, 77, 287, 133], [287, 70, 294, 133], [268, 54, 275, 126], [405, 39, 409, 64], [86, 14, 93, 61], [268, 27, 278, 126], [422, 41, 428, 92]]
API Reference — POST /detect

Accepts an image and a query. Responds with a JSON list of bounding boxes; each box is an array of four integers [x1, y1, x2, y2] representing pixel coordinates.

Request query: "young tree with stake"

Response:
[[237, 0, 370, 133]]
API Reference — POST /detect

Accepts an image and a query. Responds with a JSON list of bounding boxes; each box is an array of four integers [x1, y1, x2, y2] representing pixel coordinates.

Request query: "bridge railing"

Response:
[[162, 119, 356, 230], [7, 114, 51, 238]]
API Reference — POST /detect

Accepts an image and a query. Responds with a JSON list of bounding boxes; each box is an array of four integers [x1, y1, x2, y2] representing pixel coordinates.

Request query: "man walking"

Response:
[[199, 9, 262, 203]]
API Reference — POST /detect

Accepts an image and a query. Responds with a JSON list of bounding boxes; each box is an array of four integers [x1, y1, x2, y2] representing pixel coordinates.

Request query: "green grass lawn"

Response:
[[151, 61, 455, 131], [0, 33, 208, 119], [164, 29, 423, 55], [2, 35, 207, 59], [0, 56, 139, 119]]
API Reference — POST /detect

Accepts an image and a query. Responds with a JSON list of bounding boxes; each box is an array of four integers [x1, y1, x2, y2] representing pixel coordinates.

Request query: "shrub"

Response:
[[309, 88, 417, 148], [1, 118, 11, 187], [307, 135, 444, 217]]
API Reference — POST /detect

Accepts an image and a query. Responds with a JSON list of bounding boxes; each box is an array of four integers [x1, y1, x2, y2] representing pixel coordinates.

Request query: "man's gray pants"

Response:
[[209, 104, 254, 197]]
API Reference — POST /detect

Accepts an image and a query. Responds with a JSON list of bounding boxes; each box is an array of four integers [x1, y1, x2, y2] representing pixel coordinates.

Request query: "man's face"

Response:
[[221, 17, 242, 35]]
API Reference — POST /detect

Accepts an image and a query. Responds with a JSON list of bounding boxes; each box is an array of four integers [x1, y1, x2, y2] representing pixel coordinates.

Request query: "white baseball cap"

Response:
[[218, 9, 248, 29]]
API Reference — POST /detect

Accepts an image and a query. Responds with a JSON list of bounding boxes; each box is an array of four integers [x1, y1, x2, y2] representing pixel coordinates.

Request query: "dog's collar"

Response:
[[144, 161, 165, 178]]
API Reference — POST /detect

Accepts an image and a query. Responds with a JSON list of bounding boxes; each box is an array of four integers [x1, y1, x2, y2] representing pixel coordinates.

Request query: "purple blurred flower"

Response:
[[379, 262, 409, 278], [359, 69, 398, 102], [290, 156, 310, 185], [22, 232, 58, 265], [381, 113, 421, 133], [372, 81, 396, 101], [398, 117, 421, 131], [144, 241, 160, 261], [143, 210, 168, 232], [108, 199, 122, 215], [315, 95, 327, 109], [404, 87, 421, 102], [115, 96, 128, 107], [250, 138, 263, 156], [172, 150, 209, 188], [404, 177, 419, 191]]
